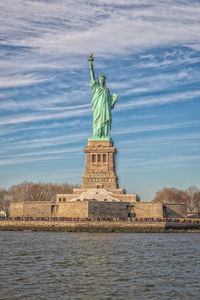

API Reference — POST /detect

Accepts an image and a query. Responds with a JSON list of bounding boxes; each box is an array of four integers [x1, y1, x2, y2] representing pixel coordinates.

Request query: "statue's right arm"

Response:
[[89, 61, 95, 81]]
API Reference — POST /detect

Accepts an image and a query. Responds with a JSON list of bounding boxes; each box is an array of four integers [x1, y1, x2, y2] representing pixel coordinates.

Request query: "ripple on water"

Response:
[[0, 232, 199, 300]]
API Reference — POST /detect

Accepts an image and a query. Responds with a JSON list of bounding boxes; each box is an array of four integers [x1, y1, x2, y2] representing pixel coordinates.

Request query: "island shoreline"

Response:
[[0, 220, 200, 233]]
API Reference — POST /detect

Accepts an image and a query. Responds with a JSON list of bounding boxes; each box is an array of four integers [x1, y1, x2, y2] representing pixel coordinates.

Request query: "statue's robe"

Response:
[[90, 79, 118, 139]]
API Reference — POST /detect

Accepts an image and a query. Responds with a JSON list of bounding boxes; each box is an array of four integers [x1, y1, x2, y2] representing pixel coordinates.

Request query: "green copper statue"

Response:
[[88, 54, 118, 141]]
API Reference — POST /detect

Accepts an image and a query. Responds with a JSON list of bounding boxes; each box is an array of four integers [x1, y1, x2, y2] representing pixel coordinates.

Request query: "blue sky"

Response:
[[0, 0, 200, 201]]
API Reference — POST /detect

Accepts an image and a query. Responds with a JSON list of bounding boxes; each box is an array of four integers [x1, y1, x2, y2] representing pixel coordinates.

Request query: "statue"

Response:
[[88, 54, 118, 141]]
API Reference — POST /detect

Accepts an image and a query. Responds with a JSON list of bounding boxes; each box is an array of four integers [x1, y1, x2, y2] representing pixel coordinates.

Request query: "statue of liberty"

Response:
[[88, 54, 118, 141]]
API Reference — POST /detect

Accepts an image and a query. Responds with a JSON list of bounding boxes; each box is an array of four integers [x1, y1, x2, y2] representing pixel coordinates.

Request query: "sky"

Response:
[[0, 0, 200, 202]]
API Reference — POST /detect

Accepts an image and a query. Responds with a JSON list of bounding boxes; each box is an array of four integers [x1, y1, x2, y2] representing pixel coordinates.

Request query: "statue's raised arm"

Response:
[[88, 53, 95, 82], [88, 54, 118, 141]]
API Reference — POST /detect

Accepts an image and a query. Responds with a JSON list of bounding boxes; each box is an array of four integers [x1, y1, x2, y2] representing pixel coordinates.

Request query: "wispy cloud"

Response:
[[114, 120, 200, 135], [3, 146, 82, 159], [118, 154, 200, 173], [117, 90, 200, 110], [0, 119, 87, 138], [0, 152, 80, 167], [0, 107, 91, 126], [137, 49, 200, 69], [0, 73, 52, 88], [0, 146, 82, 167], [113, 131, 200, 163], [112, 68, 200, 95], [0, 132, 89, 152], [1, 1, 200, 56]]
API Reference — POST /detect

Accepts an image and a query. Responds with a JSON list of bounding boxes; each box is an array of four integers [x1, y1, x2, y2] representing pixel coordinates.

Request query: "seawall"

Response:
[[0, 220, 200, 232]]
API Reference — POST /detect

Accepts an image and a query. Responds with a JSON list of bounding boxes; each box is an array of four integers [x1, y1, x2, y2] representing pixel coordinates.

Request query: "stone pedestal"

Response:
[[82, 140, 118, 189]]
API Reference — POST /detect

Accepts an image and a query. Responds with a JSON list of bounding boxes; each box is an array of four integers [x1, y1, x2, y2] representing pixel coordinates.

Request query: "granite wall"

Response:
[[164, 203, 187, 218], [55, 202, 89, 218], [10, 200, 187, 219], [132, 202, 164, 218], [88, 202, 130, 218], [10, 201, 52, 218]]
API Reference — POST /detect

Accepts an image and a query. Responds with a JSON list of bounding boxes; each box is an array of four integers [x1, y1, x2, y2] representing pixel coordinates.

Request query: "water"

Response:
[[0, 232, 199, 300]]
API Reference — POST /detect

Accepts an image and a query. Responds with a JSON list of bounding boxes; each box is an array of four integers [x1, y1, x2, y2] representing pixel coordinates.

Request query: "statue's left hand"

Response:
[[113, 93, 118, 101], [111, 93, 118, 109]]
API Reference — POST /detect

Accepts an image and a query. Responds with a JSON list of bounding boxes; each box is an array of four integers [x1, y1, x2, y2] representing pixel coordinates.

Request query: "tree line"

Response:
[[153, 186, 200, 213], [0, 181, 79, 215]]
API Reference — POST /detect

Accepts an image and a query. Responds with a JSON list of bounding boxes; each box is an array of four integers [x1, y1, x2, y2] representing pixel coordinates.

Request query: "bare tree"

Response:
[[9, 181, 80, 202], [153, 187, 188, 204], [153, 186, 200, 213], [186, 186, 200, 213]]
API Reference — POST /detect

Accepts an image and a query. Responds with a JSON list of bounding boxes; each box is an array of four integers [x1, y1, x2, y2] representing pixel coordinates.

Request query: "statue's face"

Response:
[[98, 76, 105, 87]]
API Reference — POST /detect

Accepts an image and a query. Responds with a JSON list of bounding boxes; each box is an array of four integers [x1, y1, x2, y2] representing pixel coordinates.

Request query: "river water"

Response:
[[0, 232, 199, 300]]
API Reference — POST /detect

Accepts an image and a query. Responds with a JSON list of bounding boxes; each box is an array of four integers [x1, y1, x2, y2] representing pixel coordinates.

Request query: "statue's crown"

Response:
[[97, 73, 107, 80]]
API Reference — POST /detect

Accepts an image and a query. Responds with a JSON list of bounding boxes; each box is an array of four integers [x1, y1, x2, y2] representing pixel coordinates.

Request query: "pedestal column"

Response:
[[82, 140, 118, 189]]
